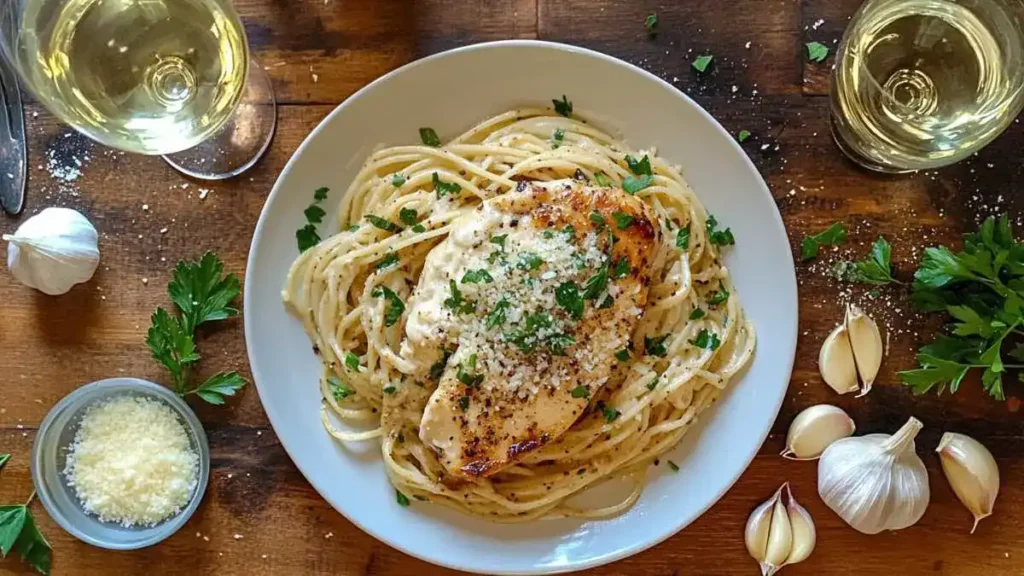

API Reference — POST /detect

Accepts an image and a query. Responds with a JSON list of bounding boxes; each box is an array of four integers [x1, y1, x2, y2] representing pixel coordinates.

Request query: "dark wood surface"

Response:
[[2, 0, 1023, 573]]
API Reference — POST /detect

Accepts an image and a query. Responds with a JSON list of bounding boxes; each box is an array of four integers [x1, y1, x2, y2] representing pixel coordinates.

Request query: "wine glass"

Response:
[[830, 0, 1024, 173], [0, 0, 276, 180]]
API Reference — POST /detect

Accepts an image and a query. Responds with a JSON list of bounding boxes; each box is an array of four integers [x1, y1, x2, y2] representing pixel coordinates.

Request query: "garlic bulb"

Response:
[[819, 322, 859, 394], [818, 417, 929, 534], [937, 432, 999, 533], [846, 305, 882, 397], [2, 207, 100, 295], [782, 404, 856, 460], [745, 483, 816, 575]]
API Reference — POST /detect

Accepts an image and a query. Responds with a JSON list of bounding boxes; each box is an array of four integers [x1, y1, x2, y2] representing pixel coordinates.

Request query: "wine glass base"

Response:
[[829, 113, 914, 175], [162, 58, 276, 180]]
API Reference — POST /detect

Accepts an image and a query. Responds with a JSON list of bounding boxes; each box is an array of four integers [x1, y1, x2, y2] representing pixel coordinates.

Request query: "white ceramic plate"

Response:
[[245, 40, 797, 575]]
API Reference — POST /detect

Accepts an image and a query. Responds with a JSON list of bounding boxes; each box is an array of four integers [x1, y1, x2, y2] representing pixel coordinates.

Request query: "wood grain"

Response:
[[2, 0, 1024, 574]]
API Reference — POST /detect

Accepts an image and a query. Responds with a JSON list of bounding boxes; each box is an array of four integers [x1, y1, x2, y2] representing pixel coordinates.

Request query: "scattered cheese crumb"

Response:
[[234, 533, 244, 540]]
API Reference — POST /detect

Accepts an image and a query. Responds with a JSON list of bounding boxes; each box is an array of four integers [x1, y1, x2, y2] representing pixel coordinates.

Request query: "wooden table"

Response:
[[2, 1, 1023, 574]]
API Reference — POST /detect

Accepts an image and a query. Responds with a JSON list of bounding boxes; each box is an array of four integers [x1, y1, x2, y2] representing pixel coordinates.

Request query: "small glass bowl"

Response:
[[31, 377, 210, 550]]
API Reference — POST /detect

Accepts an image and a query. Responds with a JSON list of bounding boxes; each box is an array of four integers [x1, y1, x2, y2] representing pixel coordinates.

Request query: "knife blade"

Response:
[[0, 52, 26, 216]]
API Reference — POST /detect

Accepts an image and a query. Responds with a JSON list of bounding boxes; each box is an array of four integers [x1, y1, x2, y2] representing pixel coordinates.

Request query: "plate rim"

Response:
[[244, 39, 798, 574]]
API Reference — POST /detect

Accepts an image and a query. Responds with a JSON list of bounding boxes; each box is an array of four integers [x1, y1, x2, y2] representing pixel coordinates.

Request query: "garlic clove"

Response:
[[937, 432, 999, 533], [845, 305, 883, 398], [744, 486, 780, 568], [784, 484, 816, 566], [764, 493, 793, 569], [819, 322, 859, 394], [782, 404, 856, 460]]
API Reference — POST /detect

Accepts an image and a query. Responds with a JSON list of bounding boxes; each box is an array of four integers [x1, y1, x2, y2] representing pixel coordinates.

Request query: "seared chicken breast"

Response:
[[401, 180, 660, 481]]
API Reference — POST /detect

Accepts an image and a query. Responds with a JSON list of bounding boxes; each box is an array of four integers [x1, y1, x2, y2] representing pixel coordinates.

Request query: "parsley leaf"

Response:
[[552, 128, 565, 148], [376, 252, 400, 271], [313, 187, 329, 201], [602, 403, 621, 422], [297, 188, 329, 252], [590, 211, 607, 231], [462, 269, 494, 284], [623, 174, 654, 194], [549, 333, 576, 356], [692, 54, 714, 73], [432, 172, 462, 198], [707, 288, 730, 306], [189, 371, 246, 405], [691, 329, 721, 350], [412, 224, 426, 233], [344, 352, 361, 373], [304, 204, 326, 224], [738, 130, 751, 143], [399, 208, 419, 226], [834, 237, 901, 285], [615, 349, 631, 362], [490, 234, 508, 249], [0, 454, 8, 470], [582, 265, 609, 301], [419, 127, 441, 147], [487, 299, 511, 329], [429, 349, 453, 380], [612, 211, 635, 230], [383, 385, 397, 395], [443, 280, 474, 314], [517, 252, 544, 271], [612, 257, 630, 279], [690, 308, 706, 320], [706, 214, 736, 246], [556, 282, 585, 321], [645, 334, 670, 357], [458, 396, 470, 411], [553, 95, 573, 118], [391, 173, 406, 187], [599, 294, 614, 309], [371, 286, 406, 326], [594, 172, 613, 187], [570, 385, 590, 399], [801, 222, 847, 261], [0, 501, 52, 576], [667, 460, 680, 472], [647, 378, 658, 391], [676, 225, 691, 250], [365, 215, 403, 233], [296, 224, 320, 252], [645, 13, 658, 35], [625, 155, 652, 176], [806, 41, 830, 63], [396, 490, 411, 507], [457, 354, 484, 387]]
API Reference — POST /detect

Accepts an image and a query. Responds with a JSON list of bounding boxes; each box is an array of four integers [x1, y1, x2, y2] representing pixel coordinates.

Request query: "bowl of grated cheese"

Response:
[[31, 377, 210, 550]]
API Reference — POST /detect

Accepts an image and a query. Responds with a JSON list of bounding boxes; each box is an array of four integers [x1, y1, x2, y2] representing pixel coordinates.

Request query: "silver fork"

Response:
[[0, 51, 26, 216]]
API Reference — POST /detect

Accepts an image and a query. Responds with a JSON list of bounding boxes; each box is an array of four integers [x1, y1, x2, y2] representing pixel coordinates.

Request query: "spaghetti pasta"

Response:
[[282, 108, 755, 521]]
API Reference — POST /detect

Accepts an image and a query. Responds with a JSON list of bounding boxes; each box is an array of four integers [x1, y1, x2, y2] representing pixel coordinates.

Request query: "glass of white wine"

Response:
[[831, 0, 1024, 173], [0, 0, 275, 180]]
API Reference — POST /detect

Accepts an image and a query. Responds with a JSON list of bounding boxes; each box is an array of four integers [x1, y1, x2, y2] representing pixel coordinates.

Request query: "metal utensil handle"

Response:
[[0, 52, 27, 216]]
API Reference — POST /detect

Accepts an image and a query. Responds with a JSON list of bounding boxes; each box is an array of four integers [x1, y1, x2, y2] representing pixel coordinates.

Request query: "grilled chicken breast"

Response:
[[402, 180, 660, 481]]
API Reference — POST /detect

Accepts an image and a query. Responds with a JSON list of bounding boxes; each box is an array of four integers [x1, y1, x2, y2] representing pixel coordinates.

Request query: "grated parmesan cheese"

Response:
[[64, 395, 199, 527]]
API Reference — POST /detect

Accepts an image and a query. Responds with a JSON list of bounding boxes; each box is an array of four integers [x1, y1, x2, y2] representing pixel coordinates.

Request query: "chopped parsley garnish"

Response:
[[645, 334, 670, 357], [623, 174, 654, 194], [612, 211, 635, 230], [486, 299, 511, 329], [707, 288, 730, 306], [461, 269, 494, 284], [612, 257, 630, 279], [676, 225, 691, 250], [692, 54, 714, 73], [443, 280, 475, 314], [304, 204, 326, 224], [594, 172, 613, 187], [297, 187, 330, 252], [457, 354, 484, 387], [429, 349, 453, 380], [647, 378, 658, 391], [615, 349, 631, 362], [327, 376, 354, 401], [399, 208, 419, 226], [806, 41, 830, 63], [667, 460, 680, 472], [391, 173, 406, 187], [706, 215, 735, 246], [396, 490, 411, 507], [625, 155, 652, 176], [691, 329, 721, 350], [570, 385, 590, 399], [689, 308, 706, 320], [599, 294, 615, 309], [344, 352, 361, 372], [412, 224, 426, 233], [801, 222, 847, 261], [344, 223, 360, 232], [737, 130, 752, 143], [549, 333, 576, 356], [833, 237, 901, 285], [582, 265, 609, 300], [590, 211, 606, 231], [601, 402, 621, 422], [543, 230, 555, 239], [490, 234, 508, 249], [458, 395, 470, 411], [553, 94, 573, 117], [562, 225, 576, 239], [419, 127, 441, 147], [555, 282, 585, 321], [376, 251, 400, 271], [552, 128, 565, 148], [432, 172, 462, 198], [383, 385, 397, 395], [314, 187, 329, 201], [365, 214, 403, 233], [371, 286, 405, 326], [517, 252, 544, 271], [644, 13, 658, 35], [505, 312, 570, 354], [296, 224, 320, 253]]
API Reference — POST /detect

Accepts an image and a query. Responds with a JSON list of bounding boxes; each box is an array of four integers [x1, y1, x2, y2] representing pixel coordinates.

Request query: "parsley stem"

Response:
[[25, 490, 36, 506]]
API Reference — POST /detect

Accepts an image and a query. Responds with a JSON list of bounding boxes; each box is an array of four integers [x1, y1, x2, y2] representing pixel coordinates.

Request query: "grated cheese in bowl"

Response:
[[64, 396, 199, 527]]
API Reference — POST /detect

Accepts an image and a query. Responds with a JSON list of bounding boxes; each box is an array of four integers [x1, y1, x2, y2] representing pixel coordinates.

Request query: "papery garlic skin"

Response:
[[937, 432, 999, 533], [818, 417, 929, 534], [782, 404, 856, 460], [2, 207, 99, 295], [819, 322, 859, 394], [746, 483, 816, 575], [846, 305, 882, 398]]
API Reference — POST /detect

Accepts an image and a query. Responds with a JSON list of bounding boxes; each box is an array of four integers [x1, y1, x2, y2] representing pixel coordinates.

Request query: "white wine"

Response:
[[14, 0, 248, 155], [831, 0, 1024, 172]]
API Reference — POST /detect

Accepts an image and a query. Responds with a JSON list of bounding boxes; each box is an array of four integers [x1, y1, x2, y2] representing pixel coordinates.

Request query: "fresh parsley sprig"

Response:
[[146, 252, 247, 405], [899, 215, 1024, 400], [833, 237, 902, 285], [801, 222, 847, 261], [0, 457, 53, 575]]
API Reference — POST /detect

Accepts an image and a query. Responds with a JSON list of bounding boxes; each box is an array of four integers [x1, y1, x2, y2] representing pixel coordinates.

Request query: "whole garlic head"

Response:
[[3, 207, 100, 295], [818, 416, 929, 534]]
